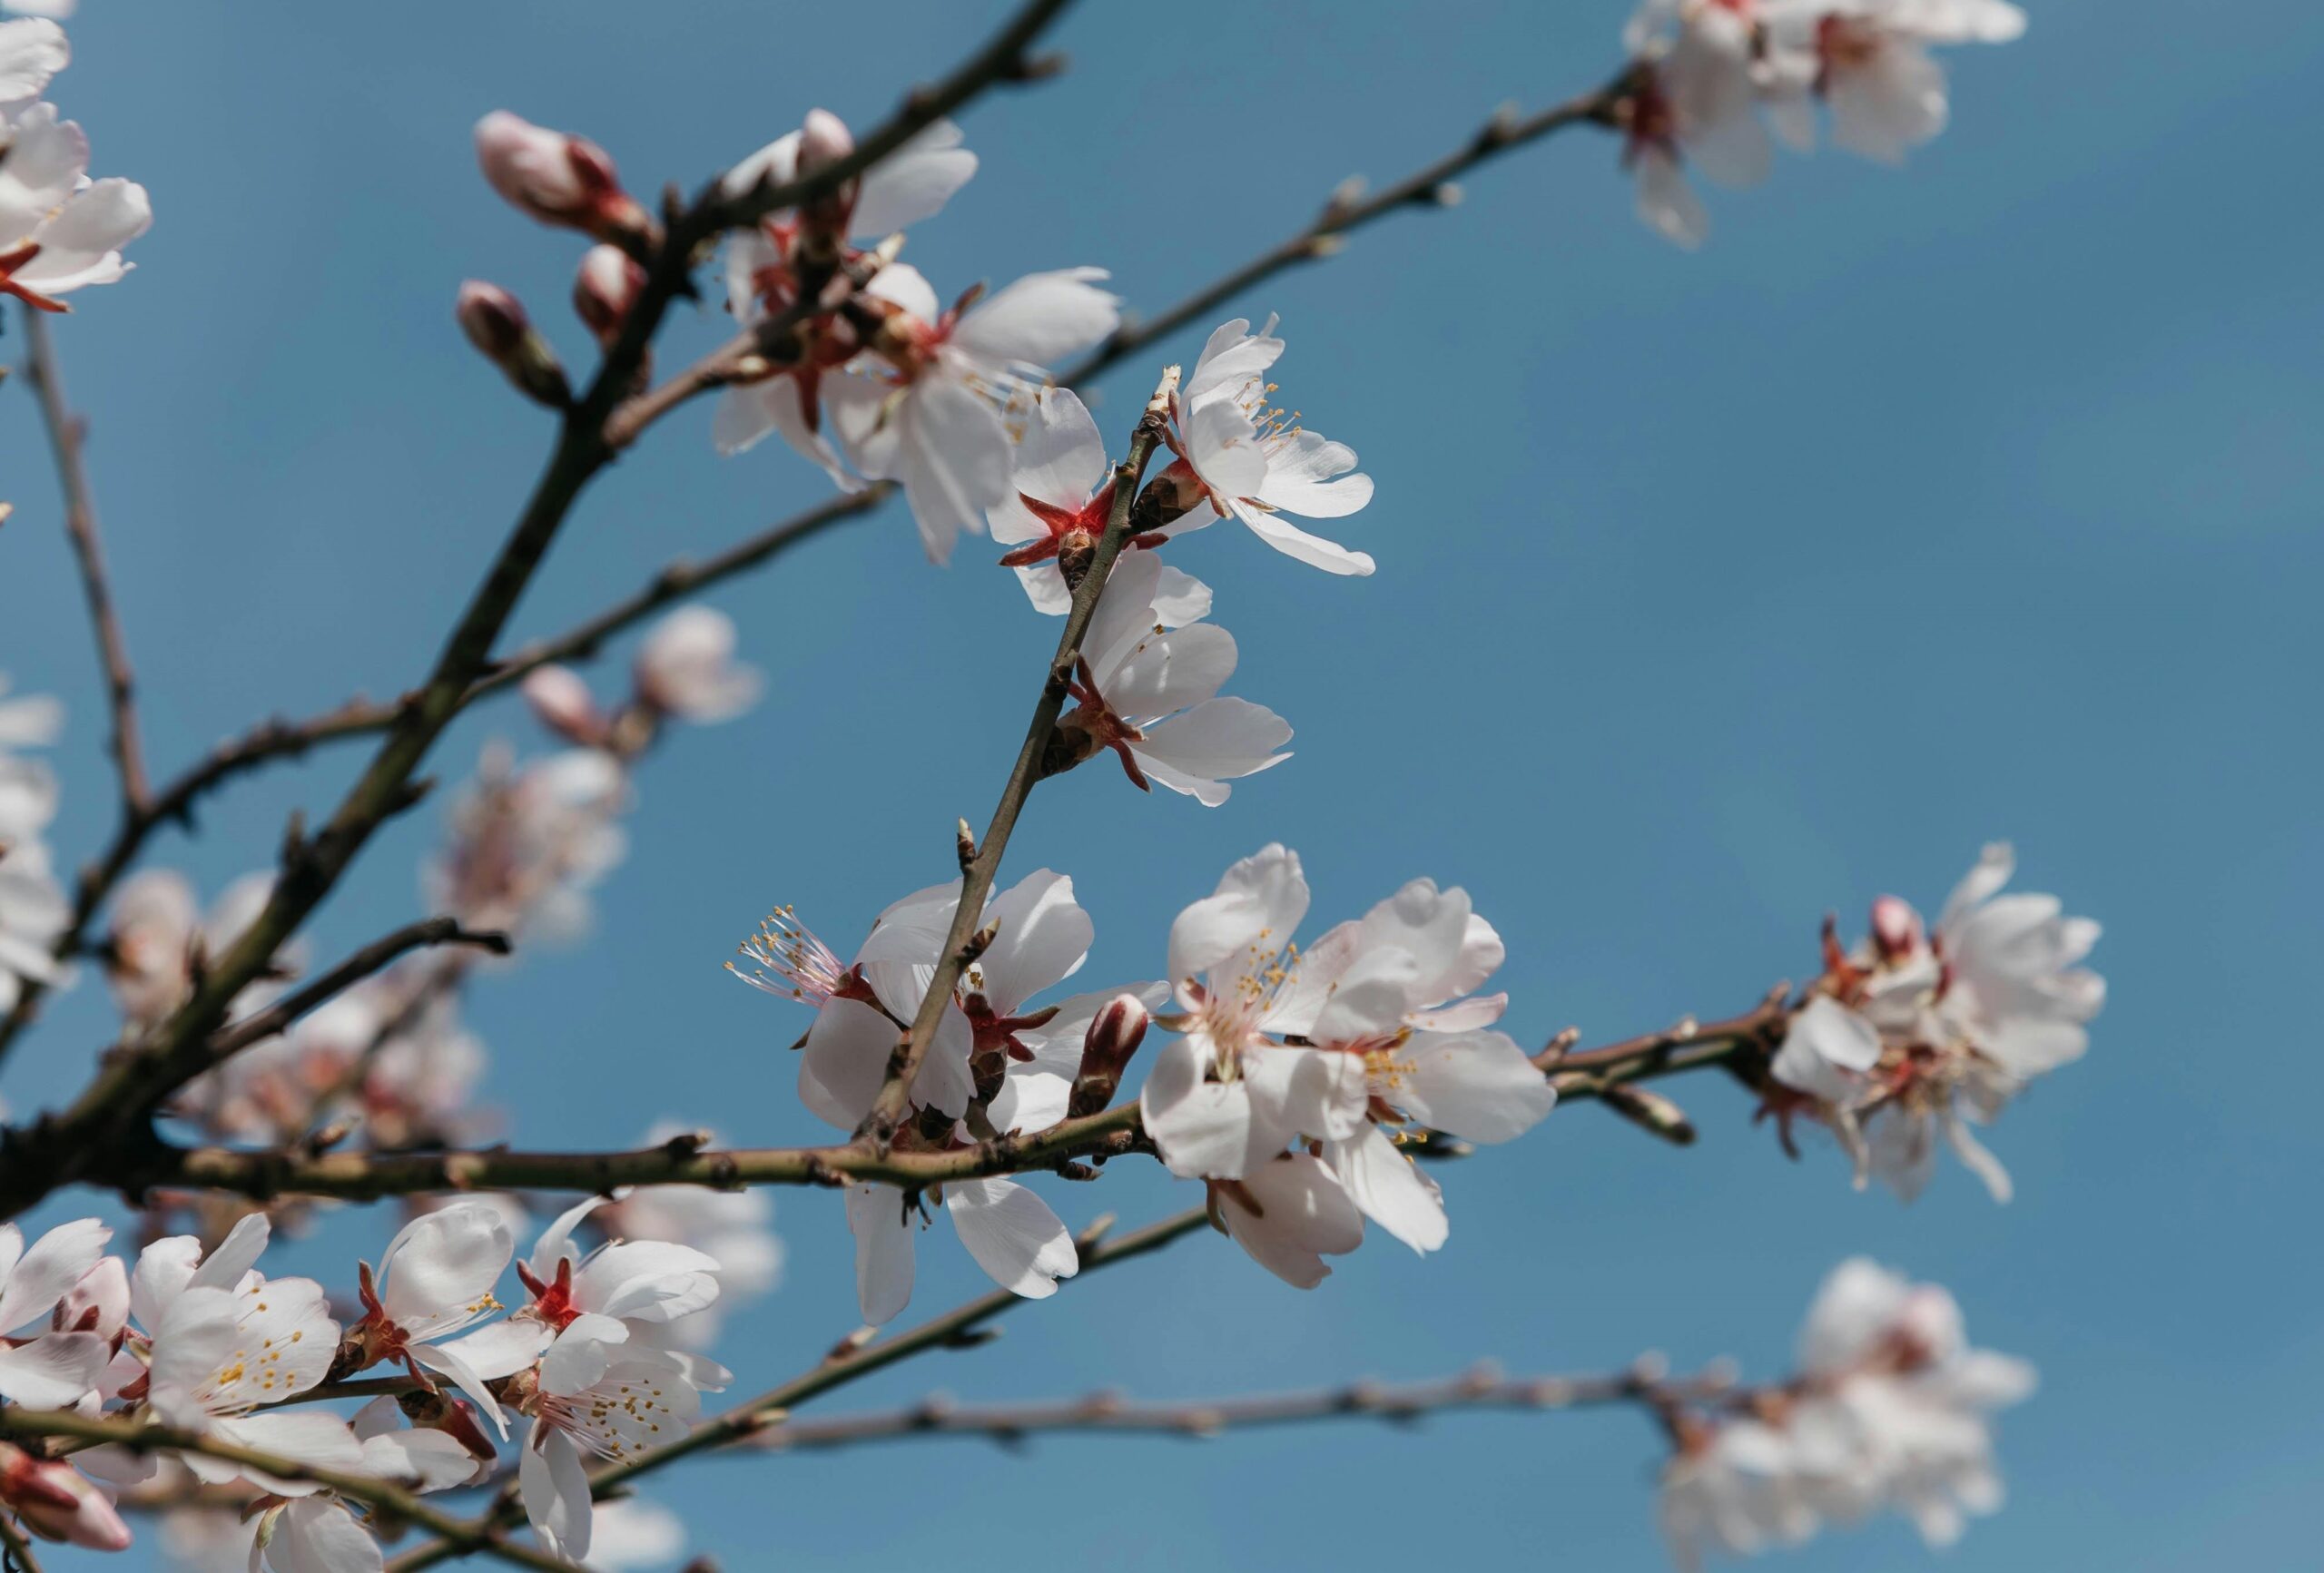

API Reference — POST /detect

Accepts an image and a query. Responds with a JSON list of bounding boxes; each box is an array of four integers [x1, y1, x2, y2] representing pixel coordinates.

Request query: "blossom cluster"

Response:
[[0, 1200, 747, 1568], [1620, 0, 2025, 246], [1763, 843, 2103, 1202], [1658, 1258, 2034, 1568], [0, 674, 68, 1017]]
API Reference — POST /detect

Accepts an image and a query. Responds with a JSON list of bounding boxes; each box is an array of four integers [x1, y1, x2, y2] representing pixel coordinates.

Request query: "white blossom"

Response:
[[0, 31, 150, 311], [1055, 549, 1292, 805], [1762, 0, 2026, 163], [634, 606, 763, 723], [0, 1218, 111, 1405], [1162, 318, 1375, 574], [425, 743, 628, 940]]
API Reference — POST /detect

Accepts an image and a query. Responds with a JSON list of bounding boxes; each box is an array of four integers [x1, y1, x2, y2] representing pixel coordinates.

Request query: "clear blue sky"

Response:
[[4, 0, 2318, 1568]]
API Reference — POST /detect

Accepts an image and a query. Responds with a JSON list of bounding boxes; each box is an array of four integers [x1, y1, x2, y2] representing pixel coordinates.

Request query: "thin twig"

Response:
[[857, 369, 1175, 1146], [385, 1204, 1209, 1573], [202, 918, 507, 1061], [0, 1510, 47, 1573], [750, 1362, 1709, 1454], [18, 308, 151, 813]]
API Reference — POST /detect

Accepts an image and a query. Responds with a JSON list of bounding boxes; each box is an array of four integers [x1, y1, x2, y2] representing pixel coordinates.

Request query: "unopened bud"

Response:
[[0, 1446, 133, 1551], [457, 280, 569, 408], [474, 111, 650, 243], [793, 107, 860, 251], [1869, 894, 1922, 962], [521, 664, 607, 746], [1068, 992, 1150, 1116], [573, 243, 647, 348], [798, 108, 857, 174], [1056, 528, 1098, 592]]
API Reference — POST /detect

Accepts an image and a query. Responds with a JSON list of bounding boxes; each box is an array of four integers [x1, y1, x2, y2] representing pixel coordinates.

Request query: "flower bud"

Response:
[[795, 108, 859, 242], [1869, 895, 1922, 962], [521, 665, 607, 746], [457, 281, 570, 408], [1068, 992, 1150, 1116], [54, 1256, 129, 1346], [473, 111, 650, 243], [573, 243, 646, 349], [0, 1447, 133, 1551]]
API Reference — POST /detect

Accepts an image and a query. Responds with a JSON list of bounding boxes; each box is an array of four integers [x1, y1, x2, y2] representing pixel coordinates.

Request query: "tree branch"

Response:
[[384, 1204, 1209, 1573], [748, 1361, 1707, 1455], [203, 918, 509, 1062], [857, 369, 1175, 1147]]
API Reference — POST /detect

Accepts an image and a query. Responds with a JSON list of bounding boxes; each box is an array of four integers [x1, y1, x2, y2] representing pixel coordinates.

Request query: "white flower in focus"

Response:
[[634, 606, 763, 724], [1760, 0, 2026, 162], [1768, 843, 2102, 1203], [341, 1204, 520, 1432], [1140, 844, 1371, 1182], [986, 385, 1125, 613], [0, 18, 70, 105], [595, 1124, 783, 1349], [747, 872, 1155, 1322], [1054, 549, 1292, 806], [1208, 1152, 1364, 1289], [0, 1218, 112, 1405], [1163, 318, 1375, 575], [822, 262, 1119, 563], [141, 1218, 355, 1496]]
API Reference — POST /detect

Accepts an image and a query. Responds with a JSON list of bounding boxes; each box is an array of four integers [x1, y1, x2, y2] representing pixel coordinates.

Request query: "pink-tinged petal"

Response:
[[1307, 947, 1424, 1047], [944, 1177, 1078, 1299], [521, 1426, 595, 1562], [1244, 1045, 1371, 1145], [970, 870, 1090, 1016], [897, 375, 1012, 563], [1167, 843, 1308, 991], [950, 267, 1118, 366], [861, 260, 940, 324], [1230, 499, 1375, 575], [1393, 1028, 1556, 1143], [0, 18, 70, 104], [1139, 1036, 1256, 1179], [0, 1216, 109, 1333], [1326, 1124, 1447, 1253], [800, 998, 895, 1130], [0, 1331, 106, 1407], [717, 131, 801, 199], [1937, 842, 2017, 935], [852, 120, 978, 236], [844, 1185, 917, 1325], [995, 385, 1108, 516], [1772, 997, 1884, 1102], [1217, 1153, 1363, 1289]]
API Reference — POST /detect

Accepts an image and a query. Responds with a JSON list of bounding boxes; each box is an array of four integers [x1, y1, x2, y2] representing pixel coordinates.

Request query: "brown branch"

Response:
[[0, 1408, 570, 1573], [0, 0, 1082, 1224], [856, 369, 1175, 1146], [17, 309, 151, 814], [386, 1204, 1209, 1573], [0, 1510, 46, 1573], [750, 1361, 1708, 1455], [203, 918, 509, 1062]]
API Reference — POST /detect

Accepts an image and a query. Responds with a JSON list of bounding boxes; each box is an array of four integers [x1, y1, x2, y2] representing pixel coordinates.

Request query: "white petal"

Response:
[[1217, 1153, 1364, 1289], [944, 1177, 1078, 1299], [844, 1185, 917, 1325], [379, 1205, 512, 1335], [1167, 843, 1307, 993], [1326, 1124, 1448, 1253], [1394, 1029, 1558, 1143], [851, 120, 978, 236], [0, 1216, 108, 1333], [897, 375, 1012, 563], [1139, 1037, 1256, 1179], [1231, 499, 1375, 575], [970, 870, 1089, 1015], [521, 1427, 595, 1563], [950, 268, 1118, 367], [0, 1331, 106, 1406]]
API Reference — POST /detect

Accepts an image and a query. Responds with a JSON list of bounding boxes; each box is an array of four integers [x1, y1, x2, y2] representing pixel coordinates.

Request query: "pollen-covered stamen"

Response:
[[728, 906, 860, 1006]]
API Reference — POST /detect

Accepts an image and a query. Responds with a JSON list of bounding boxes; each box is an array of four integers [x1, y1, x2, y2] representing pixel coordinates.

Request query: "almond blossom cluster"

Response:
[[1762, 843, 2104, 1201], [1656, 1258, 2034, 1568], [0, 1205, 736, 1567], [0, 17, 148, 311], [1620, 0, 2026, 246]]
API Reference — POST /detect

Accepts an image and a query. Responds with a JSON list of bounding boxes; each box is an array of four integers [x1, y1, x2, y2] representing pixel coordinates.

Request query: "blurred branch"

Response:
[[385, 1204, 1209, 1573], [204, 918, 508, 1062], [750, 1360, 1712, 1454]]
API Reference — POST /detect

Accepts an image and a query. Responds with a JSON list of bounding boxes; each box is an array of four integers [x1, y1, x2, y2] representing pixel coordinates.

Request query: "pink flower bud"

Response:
[[795, 108, 858, 241], [1869, 894, 1922, 962], [573, 243, 646, 348], [54, 1256, 129, 1345], [521, 665, 607, 746], [1069, 992, 1151, 1116], [0, 1447, 133, 1551], [473, 111, 649, 243], [457, 280, 570, 408]]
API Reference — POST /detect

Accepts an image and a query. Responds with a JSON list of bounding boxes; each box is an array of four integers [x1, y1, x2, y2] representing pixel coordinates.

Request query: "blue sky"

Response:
[[3, 0, 2319, 1568]]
